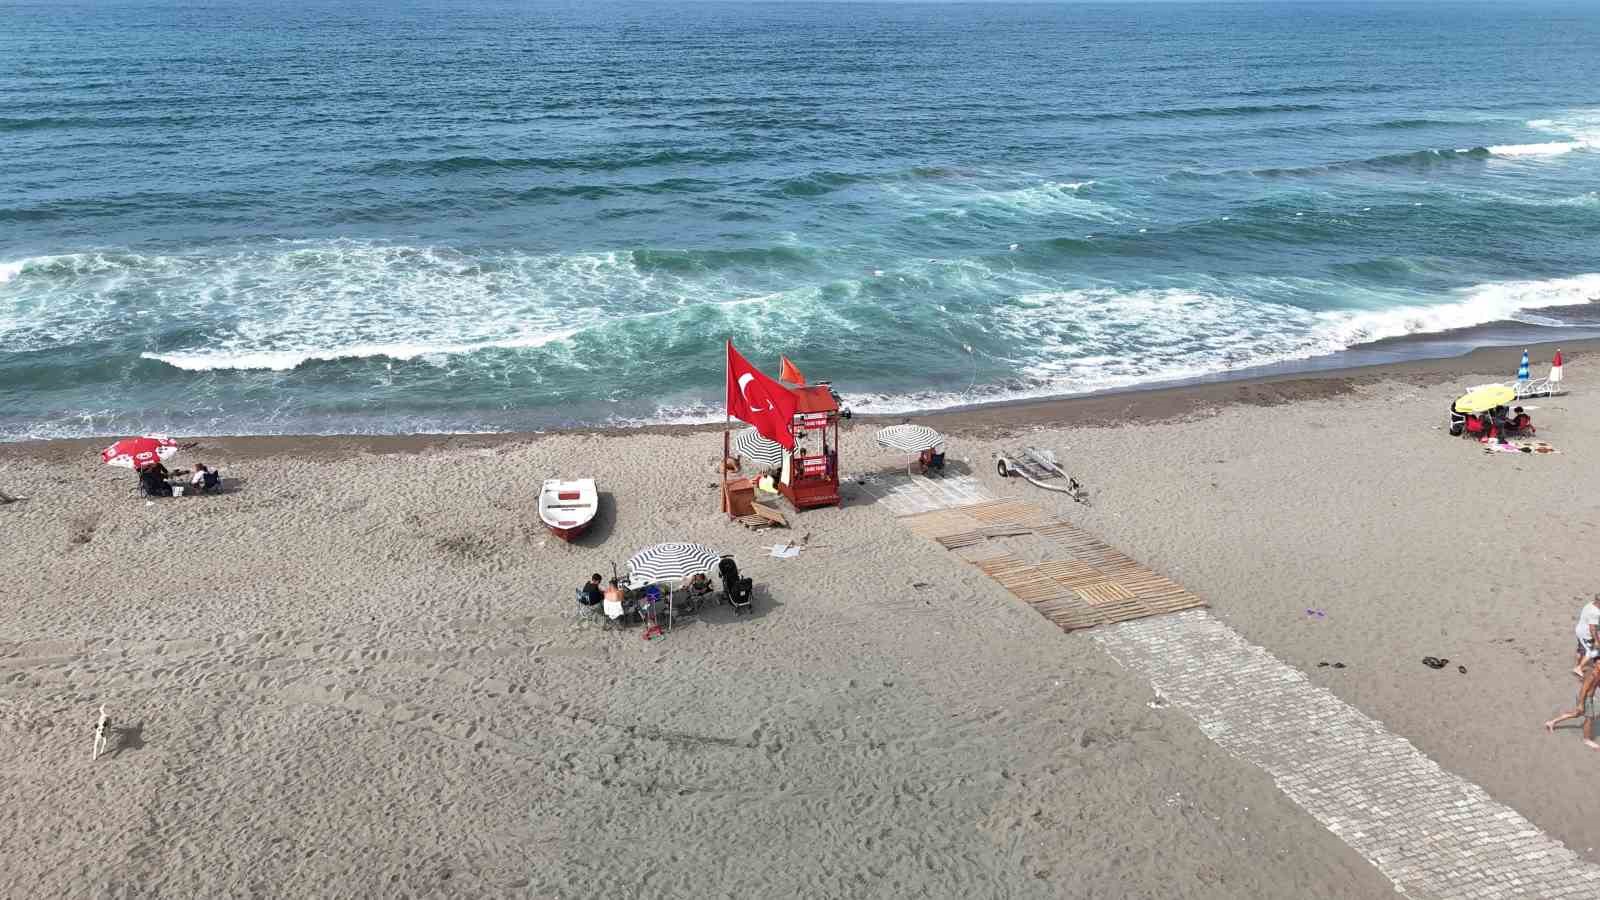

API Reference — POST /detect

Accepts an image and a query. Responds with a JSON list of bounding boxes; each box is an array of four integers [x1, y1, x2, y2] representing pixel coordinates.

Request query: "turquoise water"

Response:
[[2, 0, 1599, 438]]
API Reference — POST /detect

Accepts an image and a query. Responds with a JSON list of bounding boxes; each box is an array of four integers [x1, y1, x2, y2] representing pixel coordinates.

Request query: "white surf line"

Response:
[[1092, 609, 1600, 898]]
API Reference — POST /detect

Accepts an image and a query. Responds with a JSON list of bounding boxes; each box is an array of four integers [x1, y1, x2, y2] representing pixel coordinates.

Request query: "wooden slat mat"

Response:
[[906, 510, 1208, 631], [935, 532, 989, 550], [1075, 581, 1135, 605], [1035, 559, 1104, 587], [966, 555, 1103, 631], [986, 523, 1208, 629], [959, 499, 1057, 528], [900, 509, 982, 539], [934, 526, 1036, 550]]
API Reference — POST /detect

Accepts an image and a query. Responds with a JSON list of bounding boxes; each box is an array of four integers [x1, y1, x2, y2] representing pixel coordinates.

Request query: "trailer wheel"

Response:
[[996, 459, 1009, 478]]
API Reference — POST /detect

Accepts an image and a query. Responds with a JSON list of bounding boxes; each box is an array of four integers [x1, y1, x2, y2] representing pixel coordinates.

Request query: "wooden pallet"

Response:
[[1074, 581, 1136, 606], [1035, 559, 1104, 587], [958, 499, 1057, 528], [923, 517, 1208, 632], [935, 532, 990, 550], [967, 555, 1106, 631], [899, 508, 983, 539]]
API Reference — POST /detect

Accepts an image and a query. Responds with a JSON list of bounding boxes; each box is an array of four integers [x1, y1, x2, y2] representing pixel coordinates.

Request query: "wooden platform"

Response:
[[899, 500, 1207, 632]]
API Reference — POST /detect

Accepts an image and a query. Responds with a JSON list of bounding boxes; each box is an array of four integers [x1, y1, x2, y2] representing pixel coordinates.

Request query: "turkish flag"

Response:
[[727, 341, 797, 448], [778, 355, 805, 385]]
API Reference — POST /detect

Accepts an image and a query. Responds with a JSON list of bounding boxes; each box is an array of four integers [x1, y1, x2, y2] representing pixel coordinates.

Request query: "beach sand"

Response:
[[0, 343, 1591, 897]]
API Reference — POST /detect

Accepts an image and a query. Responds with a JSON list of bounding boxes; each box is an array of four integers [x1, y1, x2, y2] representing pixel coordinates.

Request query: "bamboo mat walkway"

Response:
[[900, 498, 1206, 631]]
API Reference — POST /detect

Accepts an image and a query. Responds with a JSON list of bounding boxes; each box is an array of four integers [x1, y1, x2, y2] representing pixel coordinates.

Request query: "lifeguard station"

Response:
[[720, 346, 844, 520], [777, 383, 842, 510]]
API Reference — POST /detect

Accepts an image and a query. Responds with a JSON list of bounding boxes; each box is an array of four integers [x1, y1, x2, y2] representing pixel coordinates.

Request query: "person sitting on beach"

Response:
[[579, 573, 604, 607], [1507, 406, 1534, 435], [137, 462, 173, 498], [1574, 595, 1600, 677], [189, 463, 222, 494], [601, 578, 631, 624], [1546, 661, 1600, 750], [688, 572, 713, 598]]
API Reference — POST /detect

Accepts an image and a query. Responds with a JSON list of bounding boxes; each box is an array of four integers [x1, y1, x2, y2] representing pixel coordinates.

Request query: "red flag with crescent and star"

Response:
[[727, 340, 798, 449]]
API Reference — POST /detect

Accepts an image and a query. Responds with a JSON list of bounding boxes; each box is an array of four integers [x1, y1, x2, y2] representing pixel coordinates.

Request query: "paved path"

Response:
[[1092, 610, 1598, 898], [873, 483, 1600, 897]]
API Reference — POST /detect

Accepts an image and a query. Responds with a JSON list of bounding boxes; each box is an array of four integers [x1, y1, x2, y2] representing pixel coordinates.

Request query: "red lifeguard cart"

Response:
[[720, 344, 843, 518], [777, 383, 842, 509]]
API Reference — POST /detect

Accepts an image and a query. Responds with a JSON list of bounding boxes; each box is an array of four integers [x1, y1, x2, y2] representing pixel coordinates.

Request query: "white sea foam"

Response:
[[867, 273, 1600, 414], [4, 239, 783, 367], [144, 330, 582, 372], [0, 259, 28, 284], [1493, 111, 1600, 157], [884, 176, 1115, 223], [1313, 273, 1600, 347], [1529, 111, 1600, 142], [975, 181, 1116, 219], [1486, 141, 1587, 158]]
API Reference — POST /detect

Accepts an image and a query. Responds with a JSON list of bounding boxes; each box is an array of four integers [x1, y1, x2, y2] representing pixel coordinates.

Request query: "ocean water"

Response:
[[2, 0, 1599, 439]]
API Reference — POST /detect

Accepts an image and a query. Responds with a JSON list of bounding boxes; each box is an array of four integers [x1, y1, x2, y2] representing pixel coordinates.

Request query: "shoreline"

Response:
[[2, 332, 1587, 463]]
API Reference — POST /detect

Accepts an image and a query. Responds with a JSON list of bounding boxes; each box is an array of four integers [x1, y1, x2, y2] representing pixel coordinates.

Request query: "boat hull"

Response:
[[548, 520, 591, 542], [539, 477, 599, 543]]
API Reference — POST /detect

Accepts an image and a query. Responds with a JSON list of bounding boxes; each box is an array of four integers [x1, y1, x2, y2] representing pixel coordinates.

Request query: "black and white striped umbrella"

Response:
[[876, 424, 943, 453], [626, 542, 722, 587], [732, 427, 786, 468]]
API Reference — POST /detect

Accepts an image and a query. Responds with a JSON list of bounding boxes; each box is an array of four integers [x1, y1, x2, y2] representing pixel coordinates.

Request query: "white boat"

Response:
[[538, 478, 598, 542]]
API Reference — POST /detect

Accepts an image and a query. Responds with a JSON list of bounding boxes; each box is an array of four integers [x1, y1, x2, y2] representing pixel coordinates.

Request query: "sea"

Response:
[[3, 0, 1599, 440]]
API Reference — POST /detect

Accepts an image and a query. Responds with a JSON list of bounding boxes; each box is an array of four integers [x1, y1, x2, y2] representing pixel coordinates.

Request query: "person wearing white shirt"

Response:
[[1574, 595, 1600, 677]]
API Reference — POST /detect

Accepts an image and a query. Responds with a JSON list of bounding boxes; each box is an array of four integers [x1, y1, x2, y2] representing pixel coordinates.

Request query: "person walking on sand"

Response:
[[1574, 594, 1600, 677], [1546, 663, 1600, 750]]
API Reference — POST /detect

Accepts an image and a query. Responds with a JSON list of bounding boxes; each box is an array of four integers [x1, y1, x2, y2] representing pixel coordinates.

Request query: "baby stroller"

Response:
[[718, 556, 755, 615]]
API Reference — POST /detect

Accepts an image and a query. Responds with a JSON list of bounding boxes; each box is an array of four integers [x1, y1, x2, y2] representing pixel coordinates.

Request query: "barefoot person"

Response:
[[1574, 595, 1600, 677], [1546, 664, 1600, 749]]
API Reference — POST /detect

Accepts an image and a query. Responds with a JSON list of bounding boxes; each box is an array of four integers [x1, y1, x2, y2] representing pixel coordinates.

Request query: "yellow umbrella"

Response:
[[1454, 384, 1516, 414]]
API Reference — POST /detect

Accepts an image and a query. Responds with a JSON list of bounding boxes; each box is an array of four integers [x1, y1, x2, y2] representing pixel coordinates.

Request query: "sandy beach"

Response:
[[1, 341, 1594, 897]]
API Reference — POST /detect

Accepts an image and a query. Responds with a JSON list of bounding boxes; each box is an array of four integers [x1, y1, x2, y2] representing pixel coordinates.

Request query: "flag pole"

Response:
[[722, 339, 732, 519]]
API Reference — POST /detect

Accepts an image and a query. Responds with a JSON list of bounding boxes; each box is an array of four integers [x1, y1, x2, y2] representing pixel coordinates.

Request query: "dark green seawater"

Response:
[[2, 0, 1599, 438]]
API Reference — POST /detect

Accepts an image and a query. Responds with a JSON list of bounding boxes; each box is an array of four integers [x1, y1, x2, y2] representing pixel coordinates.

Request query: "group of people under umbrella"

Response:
[[1448, 385, 1535, 442], [589, 423, 950, 638], [578, 542, 755, 638], [101, 436, 222, 497]]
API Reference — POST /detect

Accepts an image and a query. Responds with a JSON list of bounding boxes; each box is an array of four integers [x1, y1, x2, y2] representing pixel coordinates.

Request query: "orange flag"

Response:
[[778, 355, 805, 385]]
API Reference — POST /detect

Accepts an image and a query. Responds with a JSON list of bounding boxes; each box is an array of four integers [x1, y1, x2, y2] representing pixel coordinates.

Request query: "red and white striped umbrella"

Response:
[[101, 436, 181, 469]]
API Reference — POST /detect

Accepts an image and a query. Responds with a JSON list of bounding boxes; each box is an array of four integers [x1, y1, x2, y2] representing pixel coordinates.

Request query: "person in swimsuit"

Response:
[[1545, 662, 1600, 750]]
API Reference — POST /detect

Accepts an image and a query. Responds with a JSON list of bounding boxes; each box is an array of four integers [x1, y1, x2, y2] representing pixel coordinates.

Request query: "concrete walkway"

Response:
[[1092, 610, 1598, 898]]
